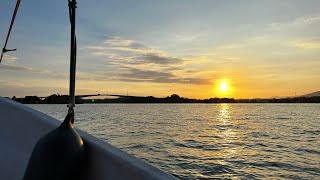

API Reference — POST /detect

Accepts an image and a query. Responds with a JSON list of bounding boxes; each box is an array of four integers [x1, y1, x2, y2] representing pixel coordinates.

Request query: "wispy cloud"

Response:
[[0, 81, 21, 87], [103, 37, 161, 54], [84, 37, 183, 66], [1, 54, 18, 65], [291, 39, 320, 49], [0, 63, 70, 80], [268, 15, 320, 31], [117, 67, 211, 85], [0, 64, 32, 71]]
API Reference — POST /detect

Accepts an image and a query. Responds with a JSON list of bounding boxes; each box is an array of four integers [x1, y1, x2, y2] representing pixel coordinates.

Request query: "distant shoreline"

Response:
[[7, 94, 320, 104]]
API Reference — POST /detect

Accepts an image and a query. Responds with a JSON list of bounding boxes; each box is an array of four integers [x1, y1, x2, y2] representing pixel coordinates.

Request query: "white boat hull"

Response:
[[0, 97, 175, 180]]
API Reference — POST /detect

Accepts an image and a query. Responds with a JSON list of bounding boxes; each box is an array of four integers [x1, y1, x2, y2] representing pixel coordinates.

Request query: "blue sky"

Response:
[[0, 0, 320, 98]]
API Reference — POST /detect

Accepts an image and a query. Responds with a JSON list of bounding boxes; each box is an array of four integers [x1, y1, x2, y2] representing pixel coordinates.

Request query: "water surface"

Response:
[[28, 104, 320, 179]]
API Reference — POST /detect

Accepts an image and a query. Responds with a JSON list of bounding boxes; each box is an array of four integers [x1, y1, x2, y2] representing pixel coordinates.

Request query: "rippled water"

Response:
[[28, 104, 320, 179]]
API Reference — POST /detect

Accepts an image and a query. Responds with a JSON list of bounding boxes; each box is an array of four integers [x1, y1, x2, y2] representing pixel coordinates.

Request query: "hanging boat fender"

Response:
[[22, 112, 87, 180]]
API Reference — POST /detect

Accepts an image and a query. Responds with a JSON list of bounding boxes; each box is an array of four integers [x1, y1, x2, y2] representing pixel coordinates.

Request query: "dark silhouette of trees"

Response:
[[9, 94, 320, 104], [24, 96, 41, 104], [41, 94, 69, 104]]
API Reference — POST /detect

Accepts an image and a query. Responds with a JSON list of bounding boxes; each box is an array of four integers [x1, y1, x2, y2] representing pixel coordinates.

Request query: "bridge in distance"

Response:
[[76, 94, 142, 98], [38, 94, 142, 99]]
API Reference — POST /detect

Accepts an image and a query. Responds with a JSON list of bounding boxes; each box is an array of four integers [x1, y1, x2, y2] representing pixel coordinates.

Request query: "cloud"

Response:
[[291, 16, 320, 26], [84, 37, 183, 66], [103, 37, 159, 54], [1, 54, 18, 65], [0, 64, 70, 80], [0, 81, 20, 87], [137, 53, 182, 65], [291, 39, 320, 49], [268, 15, 320, 31], [120, 67, 174, 79], [0, 64, 32, 71], [117, 67, 211, 85]]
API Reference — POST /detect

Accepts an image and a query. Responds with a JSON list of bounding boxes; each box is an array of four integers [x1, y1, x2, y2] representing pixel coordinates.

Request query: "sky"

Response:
[[0, 0, 319, 99]]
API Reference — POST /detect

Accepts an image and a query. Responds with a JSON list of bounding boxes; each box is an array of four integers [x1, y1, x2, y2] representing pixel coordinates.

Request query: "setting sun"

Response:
[[213, 79, 233, 98], [220, 81, 228, 92]]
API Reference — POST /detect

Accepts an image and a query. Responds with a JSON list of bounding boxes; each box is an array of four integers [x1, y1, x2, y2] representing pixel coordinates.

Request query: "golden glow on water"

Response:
[[218, 104, 230, 121], [218, 104, 237, 158], [217, 104, 257, 159]]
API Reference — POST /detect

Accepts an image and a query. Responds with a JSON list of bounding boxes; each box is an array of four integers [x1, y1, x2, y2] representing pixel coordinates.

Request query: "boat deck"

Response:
[[0, 97, 175, 180]]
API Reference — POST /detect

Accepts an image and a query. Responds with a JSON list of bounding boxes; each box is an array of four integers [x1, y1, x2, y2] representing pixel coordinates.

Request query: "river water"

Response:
[[28, 104, 320, 179]]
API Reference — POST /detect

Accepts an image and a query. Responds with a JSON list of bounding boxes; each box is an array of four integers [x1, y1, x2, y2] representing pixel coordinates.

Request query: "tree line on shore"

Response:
[[8, 93, 320, 104]]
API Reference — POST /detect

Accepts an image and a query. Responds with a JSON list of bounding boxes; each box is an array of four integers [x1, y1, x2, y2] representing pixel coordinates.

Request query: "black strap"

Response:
[[2, 48, 17, 53], [0, 0, 21, 63], [67, 0, 77, 115]]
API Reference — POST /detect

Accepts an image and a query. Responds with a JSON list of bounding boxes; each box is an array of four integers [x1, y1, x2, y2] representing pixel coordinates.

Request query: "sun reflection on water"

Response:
[[216, 104, 257, 170], [217, 104, 238, 160], [218, 103, 230, 122]]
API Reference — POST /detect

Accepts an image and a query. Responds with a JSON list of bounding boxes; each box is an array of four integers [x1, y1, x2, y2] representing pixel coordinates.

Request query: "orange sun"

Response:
[[220, 81, 228, 93]]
